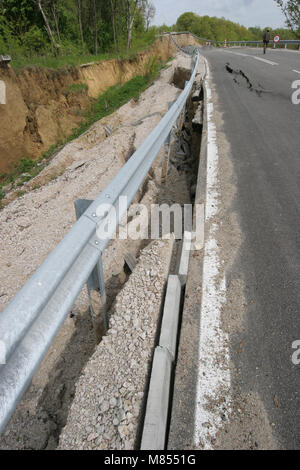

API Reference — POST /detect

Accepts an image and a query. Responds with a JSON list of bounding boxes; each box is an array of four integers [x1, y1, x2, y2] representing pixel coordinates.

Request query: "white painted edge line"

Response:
[[293, 70, 300, 74], [194, 59, 231, 450], [252, 56, 278, 66], [223, 50, 249, 57], [224, 49, 279, 66]]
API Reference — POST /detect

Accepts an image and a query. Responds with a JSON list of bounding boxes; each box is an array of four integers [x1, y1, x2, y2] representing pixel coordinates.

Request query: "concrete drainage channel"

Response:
[[0, 56, 205, 450], [141, 83, 204, 450]]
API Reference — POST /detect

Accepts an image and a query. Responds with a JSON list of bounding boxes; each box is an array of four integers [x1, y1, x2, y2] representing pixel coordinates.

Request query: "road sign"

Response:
[[273, 35, 280, 43]]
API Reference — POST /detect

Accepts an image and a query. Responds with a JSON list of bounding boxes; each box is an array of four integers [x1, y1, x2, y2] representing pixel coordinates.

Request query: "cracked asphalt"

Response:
[[201, 47, 300, 449], [169, 47, 300, 450]]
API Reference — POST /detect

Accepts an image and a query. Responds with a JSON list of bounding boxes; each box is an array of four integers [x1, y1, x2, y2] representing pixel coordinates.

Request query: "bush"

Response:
[[14, 157, 36, 173], [22, 26, 47, 55]]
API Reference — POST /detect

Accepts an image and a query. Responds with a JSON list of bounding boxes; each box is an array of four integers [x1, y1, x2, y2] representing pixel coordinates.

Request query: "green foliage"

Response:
[[0, 0, 158, 67], [62, 83, 89, 96], [0, 186, 5, 203], [13, 157, 36, 173], [176, 11, 297, 42], [275, 0, 300, 34], [22, 26, 48, 54], [72, 63, 162, 138], [0, 156, 48, 195]]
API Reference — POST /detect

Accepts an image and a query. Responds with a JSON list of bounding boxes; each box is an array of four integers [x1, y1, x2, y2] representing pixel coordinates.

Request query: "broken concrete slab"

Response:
[[140, 347, 173, 450], [124, 252, 138, 272], [159, 275, 182, 361], [178, 232, 192, 286]]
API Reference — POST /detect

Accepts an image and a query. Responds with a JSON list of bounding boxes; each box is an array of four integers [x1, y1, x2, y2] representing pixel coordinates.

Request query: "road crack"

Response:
[[225, 63, 271, 97]]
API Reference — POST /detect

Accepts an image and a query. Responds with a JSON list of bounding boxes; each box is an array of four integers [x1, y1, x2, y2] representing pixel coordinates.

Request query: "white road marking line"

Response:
[[224, 50, 249, 57], [224, 50, 278, 66], [293, 70, 300, 74], [194, 61, 231, 450], [252, 56, 278, 66]]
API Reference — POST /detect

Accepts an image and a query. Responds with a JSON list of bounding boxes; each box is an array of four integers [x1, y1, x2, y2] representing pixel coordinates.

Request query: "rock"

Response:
[[101, 402, 110, 413], [87, 433, 98, 442], [110, 397, 117, 408], [69, 160, 86, 171]]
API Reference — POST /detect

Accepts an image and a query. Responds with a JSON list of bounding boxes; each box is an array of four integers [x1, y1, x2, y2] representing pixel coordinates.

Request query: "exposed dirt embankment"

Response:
[[0, 33, 199, 174]]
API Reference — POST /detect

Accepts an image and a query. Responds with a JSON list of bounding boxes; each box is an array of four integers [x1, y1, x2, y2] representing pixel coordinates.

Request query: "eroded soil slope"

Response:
[[0, 33, 199, 174]]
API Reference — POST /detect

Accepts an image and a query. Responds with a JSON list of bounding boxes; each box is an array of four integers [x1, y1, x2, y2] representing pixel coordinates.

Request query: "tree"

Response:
[[50, 0, 61, 42], [76, 0, 84, 45], [92, 0, 98, 54], [143, 1, 155, 31], [36, 0, 59, 49], [275, 0, 300, 31], [123, 0, 139, 50]]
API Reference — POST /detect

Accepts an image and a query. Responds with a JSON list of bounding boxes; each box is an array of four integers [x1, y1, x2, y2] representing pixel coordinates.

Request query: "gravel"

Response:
[[59, 238, 174, 450], [0, 52, 202, 450]]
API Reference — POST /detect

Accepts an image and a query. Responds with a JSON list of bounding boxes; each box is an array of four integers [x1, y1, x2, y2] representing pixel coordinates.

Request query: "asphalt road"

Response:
[[199, 47, 300, 449]]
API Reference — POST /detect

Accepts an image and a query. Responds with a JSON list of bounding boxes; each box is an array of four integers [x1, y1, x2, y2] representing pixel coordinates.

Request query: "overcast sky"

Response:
[[151, 0, 286, 29]]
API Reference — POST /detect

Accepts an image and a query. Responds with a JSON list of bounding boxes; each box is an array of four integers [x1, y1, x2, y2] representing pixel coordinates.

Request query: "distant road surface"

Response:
[[169, 47, 300, 450]]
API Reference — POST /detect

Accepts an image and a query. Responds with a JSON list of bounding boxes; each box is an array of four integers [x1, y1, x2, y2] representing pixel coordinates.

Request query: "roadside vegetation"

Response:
[[1, 1, 298, 71], [175, 12, 299, 43], [0, 1, 159, 69]]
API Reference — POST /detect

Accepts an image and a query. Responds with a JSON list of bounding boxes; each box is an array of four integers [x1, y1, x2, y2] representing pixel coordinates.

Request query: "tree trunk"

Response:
[[51, 2, 61, 42], [110, 0, 117, 51], [77, 0, 84, 46], [37, 0, 57, 50], [93, 0, 98, 55], [126, 0, 139, 51]]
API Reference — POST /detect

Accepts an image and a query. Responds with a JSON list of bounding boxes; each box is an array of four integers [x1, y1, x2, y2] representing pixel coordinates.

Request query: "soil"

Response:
[[0, 33, 200, 174]]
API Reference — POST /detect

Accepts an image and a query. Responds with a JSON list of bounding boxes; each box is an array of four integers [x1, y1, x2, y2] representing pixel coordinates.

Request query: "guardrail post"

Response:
[[162, 101, 176, 184], [75, 199, 108, 341]]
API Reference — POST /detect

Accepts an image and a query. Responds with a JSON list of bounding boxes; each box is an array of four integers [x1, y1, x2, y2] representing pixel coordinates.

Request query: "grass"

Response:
[[10, 34, 157, 70], [12, 52, 116, 70], [62, 83, 89, 96], [0, 56, 166, 206], [65, 56, 163, 140]]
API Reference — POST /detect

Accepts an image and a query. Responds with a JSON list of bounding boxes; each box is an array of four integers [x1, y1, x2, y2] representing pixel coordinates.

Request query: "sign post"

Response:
[[273, 34, 280, 48]]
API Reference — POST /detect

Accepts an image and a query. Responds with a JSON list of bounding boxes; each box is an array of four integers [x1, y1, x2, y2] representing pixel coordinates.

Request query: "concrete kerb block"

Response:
[[140, 347, 173, 450], [159, 275, 182, 361], [178, 231, 192, 286]]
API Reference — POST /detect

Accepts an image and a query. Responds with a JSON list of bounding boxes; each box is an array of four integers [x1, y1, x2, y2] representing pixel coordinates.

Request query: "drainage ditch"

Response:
[[0, 64, 204, 450]]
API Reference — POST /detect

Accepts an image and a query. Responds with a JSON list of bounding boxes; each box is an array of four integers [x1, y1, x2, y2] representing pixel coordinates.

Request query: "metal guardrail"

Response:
[[227, 40, 300, 50], [162, 31, 213, 44], [162, 31, 300, 50], [0, 51, 199, 434]]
